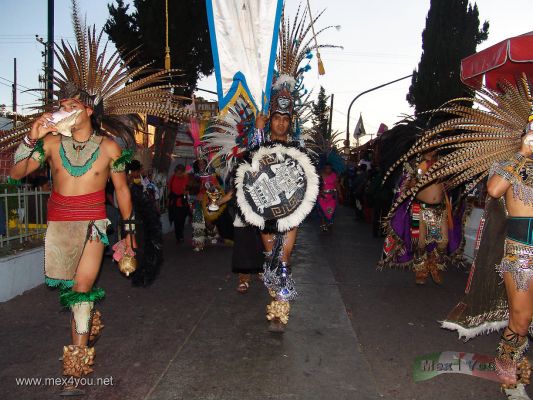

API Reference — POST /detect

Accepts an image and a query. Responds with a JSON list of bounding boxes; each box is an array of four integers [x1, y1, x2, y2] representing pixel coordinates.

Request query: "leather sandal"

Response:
[[236, 274, 251, 294], [415, 270, 429, 285]]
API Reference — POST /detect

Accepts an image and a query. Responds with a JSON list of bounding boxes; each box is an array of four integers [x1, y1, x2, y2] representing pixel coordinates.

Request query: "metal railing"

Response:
[[158, 184, 169, 214], [0, 187, 50, 248], [0, 182, 169, 250]]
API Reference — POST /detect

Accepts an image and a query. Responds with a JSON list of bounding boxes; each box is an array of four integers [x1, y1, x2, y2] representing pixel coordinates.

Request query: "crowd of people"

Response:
[[332, 154, 394, 238]]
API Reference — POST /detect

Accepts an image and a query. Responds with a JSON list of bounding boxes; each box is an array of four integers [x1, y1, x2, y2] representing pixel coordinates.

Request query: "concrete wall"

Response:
[[0, 247, 44, 302], [0, 213, 173, 303]]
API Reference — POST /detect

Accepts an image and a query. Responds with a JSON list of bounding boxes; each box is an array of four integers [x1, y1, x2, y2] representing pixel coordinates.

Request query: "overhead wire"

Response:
[[0, 76, 42, 98]]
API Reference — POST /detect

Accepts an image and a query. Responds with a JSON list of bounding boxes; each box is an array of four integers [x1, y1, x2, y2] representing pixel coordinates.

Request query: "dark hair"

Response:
[[89, 102, 105, 136], [126, 159, 142, 173], [175, 163, 185, 172], [271, 112, 291, 119], [193, 159, 209, 174]]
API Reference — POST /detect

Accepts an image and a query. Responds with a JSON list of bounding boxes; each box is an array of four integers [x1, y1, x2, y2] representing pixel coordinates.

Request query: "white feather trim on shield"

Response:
[[235, 143, 319, 232]]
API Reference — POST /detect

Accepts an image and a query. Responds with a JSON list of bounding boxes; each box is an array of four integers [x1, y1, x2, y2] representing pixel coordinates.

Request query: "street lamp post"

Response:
[[345, 74, 412, 150]]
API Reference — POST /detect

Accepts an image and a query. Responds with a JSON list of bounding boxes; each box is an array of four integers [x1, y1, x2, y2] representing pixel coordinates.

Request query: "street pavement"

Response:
[[0, 206, 523, 399]]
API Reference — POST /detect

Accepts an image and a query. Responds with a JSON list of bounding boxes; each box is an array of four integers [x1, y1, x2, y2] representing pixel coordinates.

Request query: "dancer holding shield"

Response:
[[203, 3, 339, 332]]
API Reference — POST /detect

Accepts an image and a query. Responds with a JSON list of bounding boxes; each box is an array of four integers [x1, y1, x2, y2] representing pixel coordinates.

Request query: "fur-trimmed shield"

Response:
[[235, 144, 319, 232]]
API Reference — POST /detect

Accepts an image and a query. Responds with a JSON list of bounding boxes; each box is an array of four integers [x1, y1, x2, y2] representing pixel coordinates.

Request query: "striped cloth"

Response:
[[48, 190, 106, 221]]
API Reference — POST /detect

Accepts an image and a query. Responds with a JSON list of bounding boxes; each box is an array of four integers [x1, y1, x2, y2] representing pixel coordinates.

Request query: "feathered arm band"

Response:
[[111, 149, 134, 173], [14, 137, 45, 166]]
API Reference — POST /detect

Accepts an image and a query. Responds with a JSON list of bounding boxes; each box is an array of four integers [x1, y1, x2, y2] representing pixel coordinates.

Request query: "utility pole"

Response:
[[36, 35, 47, 107], [12, 58, 17, 126], [327, 93, 334, 139], [47, 0, 55, 105]]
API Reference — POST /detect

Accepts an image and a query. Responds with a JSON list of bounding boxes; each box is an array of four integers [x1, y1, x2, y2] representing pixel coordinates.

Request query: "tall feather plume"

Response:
[[0, 0, 194, 150], [385, 75, 532, 217], [275, 5, 341, 80], [71, 0, 88, 89], [305, 129, 343, 156], [272, 5, 342, 141]]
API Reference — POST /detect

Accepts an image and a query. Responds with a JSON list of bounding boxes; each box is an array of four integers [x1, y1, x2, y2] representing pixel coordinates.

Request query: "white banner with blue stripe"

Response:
[[206, 0, 283, 115]]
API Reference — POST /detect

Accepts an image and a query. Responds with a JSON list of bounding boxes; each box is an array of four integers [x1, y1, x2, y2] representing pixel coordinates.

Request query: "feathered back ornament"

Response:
[[202, 101, 256, 178], [0, 0, 193, 150], [305, 129, 345, 172], [385, 76, 532, 217]]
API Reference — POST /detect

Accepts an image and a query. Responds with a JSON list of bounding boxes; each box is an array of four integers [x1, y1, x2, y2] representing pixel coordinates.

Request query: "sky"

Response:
[[0, 0, 532, 143]]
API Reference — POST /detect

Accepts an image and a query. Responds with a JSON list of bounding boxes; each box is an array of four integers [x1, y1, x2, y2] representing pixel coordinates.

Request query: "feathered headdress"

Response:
[[271, 5, 342, 138], [385, 76, 532, 216], [0, 0, 192, 150], [202, 4, 341, 176], [305, 129, 346, 173]]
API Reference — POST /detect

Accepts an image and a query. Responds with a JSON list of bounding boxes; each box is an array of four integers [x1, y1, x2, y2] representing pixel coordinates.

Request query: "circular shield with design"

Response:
[[235, 144, 319, 232]]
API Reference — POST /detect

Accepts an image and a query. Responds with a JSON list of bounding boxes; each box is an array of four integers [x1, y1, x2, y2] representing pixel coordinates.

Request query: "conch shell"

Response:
[[48, 109, 82, 137]]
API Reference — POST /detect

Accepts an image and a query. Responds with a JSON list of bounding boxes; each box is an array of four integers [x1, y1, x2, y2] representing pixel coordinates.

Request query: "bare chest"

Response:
[[416, 183, 444, 204], [48, 139, 110, 192]]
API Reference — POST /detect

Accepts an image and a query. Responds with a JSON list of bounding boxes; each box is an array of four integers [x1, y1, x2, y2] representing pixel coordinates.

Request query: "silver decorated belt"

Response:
[[504, 240, 533, 259]]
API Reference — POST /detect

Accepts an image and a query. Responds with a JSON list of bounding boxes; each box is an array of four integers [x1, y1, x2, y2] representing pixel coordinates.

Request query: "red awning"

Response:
[[461, 32, 533, 89]]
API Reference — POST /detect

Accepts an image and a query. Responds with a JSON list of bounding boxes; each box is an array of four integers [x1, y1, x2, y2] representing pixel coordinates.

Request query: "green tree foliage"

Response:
[[407, 0, 489, 114], [105, 0, 213, 95], [312, 86, 330, 140]]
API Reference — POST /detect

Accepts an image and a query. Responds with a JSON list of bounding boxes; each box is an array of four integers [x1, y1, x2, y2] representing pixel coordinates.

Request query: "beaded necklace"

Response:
[[59, 133, 101, 177]]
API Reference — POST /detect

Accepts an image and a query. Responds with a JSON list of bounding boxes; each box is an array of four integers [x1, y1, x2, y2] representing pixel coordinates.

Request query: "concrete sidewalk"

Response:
[[0, 211, 379, 400]]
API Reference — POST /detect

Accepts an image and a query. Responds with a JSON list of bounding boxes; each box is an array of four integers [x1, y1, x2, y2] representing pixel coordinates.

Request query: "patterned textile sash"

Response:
[[507, 217, 533, 246], [410, 201, 421, 239], [48, 191, 106, 221]]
